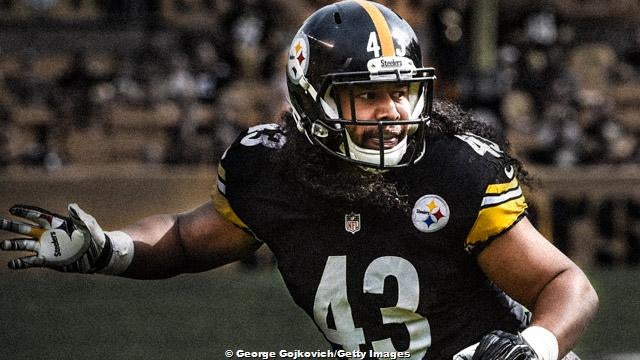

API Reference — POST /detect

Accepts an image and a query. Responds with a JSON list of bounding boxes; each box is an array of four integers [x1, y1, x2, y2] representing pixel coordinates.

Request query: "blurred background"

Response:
[[0, 0, 639, 359]]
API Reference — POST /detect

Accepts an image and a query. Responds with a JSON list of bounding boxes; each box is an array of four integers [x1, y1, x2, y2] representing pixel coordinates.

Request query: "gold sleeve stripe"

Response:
[[217, 163, 227, 195], [353, 0, 395, 57], [216, 177, 227, 195], [217, 164, 226, 182], [481, 186, 523, 208], [465, 194, 528, 245], [211, 180, 250, 231], [485, 177, 519, 195]]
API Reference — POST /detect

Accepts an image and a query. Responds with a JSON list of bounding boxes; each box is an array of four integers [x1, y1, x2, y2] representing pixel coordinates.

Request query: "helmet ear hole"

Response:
[[334, 12, 342, 24]]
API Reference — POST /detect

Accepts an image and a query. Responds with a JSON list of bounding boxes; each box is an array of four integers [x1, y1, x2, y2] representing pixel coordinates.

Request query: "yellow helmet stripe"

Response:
[[353, 0, 395, 57]]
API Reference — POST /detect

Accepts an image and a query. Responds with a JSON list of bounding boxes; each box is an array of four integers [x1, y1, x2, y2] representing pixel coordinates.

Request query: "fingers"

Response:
[[67, 204, 106, 250], [1, 238, 39, 252], [1, 237, 43, 270], [0, 218, 45, 238], [8, 255, 45, 269], [68, 204, 102, 235], [67, 204, 89, 232], [10, 205, 67, 230], [453, 343, 479, 360]]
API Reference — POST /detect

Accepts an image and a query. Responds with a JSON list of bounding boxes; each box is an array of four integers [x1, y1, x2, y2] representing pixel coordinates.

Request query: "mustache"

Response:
[[361, 125, 405, 140]]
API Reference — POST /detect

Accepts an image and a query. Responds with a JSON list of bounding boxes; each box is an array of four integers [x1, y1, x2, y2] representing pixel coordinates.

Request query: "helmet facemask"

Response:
[[286, 0, 436, 170], [302, 66, 435, 170]]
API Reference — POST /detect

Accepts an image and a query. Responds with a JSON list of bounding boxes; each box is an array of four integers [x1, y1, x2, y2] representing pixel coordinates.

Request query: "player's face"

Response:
[[336, 83, 411, 150]]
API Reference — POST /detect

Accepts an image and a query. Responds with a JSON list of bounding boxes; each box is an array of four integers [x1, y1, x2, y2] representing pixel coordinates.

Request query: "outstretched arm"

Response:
[[477, 217, 598, 359], [121, 201, 261, 279], [0, 201, 260, 279]]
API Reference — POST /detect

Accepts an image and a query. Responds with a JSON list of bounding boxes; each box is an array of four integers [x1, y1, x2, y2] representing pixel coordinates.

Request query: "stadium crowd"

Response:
[[0, 0, 638, 169], [0, 0, 638, 269]]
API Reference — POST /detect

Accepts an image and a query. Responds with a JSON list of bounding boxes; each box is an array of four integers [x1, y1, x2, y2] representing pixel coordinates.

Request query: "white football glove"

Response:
[[453, 343, 479, 360], [0, 204, 132, 274], [453, 327, 559, 360]]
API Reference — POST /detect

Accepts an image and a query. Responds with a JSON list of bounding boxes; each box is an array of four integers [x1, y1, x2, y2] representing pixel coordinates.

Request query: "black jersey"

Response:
[[213, 124, 530, 360]]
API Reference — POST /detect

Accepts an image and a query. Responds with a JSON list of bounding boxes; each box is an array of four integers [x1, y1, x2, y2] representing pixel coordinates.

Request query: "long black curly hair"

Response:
[[273, 99, 530, 214]]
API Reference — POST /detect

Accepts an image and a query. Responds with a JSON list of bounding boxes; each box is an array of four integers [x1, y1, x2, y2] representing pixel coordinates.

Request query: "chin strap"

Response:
[[343, 131, 407, 167]]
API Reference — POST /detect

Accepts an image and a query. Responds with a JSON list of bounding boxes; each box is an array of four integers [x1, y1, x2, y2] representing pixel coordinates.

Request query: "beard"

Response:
[[271, 99, 530, 215], [274, 113, 411, 214], [348, 124, 408, 150]]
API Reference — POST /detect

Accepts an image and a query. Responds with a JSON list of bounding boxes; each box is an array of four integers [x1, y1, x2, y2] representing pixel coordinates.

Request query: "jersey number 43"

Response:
[[313, 256, 431, 359]]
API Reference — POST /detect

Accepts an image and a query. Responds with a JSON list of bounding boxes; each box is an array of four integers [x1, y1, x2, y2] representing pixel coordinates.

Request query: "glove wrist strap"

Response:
[[521, 326, 559, 360], [90, 233, 113, 272], [97, 231, 134, 275]]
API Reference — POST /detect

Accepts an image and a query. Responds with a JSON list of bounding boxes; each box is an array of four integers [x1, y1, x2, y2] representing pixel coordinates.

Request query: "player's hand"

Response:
[[0, 204, 112, 272], [470, 330, 538, 360]]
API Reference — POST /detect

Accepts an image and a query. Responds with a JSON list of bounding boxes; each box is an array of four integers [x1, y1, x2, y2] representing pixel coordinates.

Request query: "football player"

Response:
[[0, 1, 597, 359]]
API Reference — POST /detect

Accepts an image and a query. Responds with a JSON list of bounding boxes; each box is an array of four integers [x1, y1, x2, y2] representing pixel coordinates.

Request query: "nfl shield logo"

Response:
[[345, 213, 361, 234]]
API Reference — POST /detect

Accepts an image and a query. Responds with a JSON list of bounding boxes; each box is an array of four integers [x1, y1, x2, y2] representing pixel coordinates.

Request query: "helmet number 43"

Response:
[[313, 256, 431, 359], [367, 32, 381, 58]]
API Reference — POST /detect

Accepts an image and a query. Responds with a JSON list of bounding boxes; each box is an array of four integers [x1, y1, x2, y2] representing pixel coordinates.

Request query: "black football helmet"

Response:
[[286, 0, 435, 169]]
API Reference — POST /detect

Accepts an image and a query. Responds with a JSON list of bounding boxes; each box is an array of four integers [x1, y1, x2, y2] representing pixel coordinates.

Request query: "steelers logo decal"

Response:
[[287, 34, 310, 84], [412, 195, 450, 233]]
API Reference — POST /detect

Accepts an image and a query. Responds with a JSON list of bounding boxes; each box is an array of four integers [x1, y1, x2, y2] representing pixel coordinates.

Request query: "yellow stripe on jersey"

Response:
[[217, 163, 226, 182], [465, 180, 528, 246], [353, 0, 395, 57], [485, 177, 519, 195], [211, 164, 249, 231]]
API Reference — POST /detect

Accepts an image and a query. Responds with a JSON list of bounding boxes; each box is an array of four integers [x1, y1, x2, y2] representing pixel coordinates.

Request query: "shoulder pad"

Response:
[[212, 123, 287, 239], [219, 123, 287, 182], [235, 123, 287, 149], [454, 133, 528, 252]]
